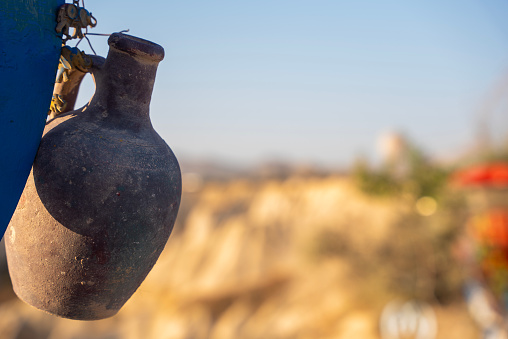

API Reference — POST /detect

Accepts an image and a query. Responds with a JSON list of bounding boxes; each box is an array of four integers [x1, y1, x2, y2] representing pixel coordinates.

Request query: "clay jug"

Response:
[[5, 33, 182, 320]]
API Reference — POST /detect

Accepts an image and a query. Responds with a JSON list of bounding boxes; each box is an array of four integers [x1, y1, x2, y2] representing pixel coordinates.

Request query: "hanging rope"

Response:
[[50, 0, 129, 117], [55, 0, 97, 44]]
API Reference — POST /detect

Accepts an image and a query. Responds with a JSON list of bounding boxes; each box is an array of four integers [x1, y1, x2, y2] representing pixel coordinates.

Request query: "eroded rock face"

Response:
[[5, 33, 181, 320]]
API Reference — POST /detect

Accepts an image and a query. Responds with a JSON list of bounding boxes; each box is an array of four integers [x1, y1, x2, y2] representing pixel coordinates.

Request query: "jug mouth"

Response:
[[108, 33, 165, 62]]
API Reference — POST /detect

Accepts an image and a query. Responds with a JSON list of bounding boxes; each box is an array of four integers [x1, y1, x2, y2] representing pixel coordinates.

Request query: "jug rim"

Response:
[[108, 33, 164, 62]]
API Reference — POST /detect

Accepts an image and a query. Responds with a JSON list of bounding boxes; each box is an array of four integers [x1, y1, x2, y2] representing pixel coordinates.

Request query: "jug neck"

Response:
[[88, 34, 164, 124]]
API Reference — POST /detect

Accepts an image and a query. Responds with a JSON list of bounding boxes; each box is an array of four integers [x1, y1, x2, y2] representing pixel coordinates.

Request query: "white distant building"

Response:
[[377, 131, 407, 165]]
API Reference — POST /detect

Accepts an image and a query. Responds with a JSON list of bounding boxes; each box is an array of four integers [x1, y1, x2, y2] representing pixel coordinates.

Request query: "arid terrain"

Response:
[[0, 174, 480, 338]]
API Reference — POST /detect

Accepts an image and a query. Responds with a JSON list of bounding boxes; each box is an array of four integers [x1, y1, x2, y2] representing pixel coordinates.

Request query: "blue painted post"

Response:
[[0, 0, 64, 237]]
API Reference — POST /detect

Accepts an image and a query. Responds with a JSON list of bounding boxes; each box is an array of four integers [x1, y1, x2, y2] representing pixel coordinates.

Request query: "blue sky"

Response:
[[75, 0, 508, 167]]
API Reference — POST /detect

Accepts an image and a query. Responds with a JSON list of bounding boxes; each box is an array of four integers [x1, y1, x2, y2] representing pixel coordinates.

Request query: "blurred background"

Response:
[[1, 0, 508, 338]]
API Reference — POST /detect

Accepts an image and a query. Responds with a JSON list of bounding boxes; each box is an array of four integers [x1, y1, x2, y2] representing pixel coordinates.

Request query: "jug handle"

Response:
[[49, 54, 106, 119], [88, 55, 106, 76]]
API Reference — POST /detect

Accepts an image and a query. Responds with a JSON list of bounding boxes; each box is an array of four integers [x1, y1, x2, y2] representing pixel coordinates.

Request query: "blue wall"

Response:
[[0, 0, 64, 237]]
